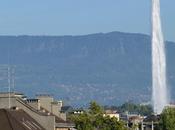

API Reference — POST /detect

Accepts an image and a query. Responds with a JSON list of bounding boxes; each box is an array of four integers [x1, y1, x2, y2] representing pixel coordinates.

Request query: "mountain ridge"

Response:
[[0, 31, 174, 106]]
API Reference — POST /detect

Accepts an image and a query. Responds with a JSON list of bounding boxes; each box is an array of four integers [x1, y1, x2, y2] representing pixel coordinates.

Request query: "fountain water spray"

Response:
[[152, 0, 169, 114]]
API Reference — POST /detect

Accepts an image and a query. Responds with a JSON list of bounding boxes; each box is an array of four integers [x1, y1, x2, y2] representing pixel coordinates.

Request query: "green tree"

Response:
[[89, 101, 103, 115], [71, 112, 93, 130], [118, 102, 153, 116], [70, 101, 127, 130], [159, 107, 175, 130]]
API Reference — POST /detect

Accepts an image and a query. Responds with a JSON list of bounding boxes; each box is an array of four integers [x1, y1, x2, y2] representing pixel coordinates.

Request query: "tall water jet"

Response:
[[152, 0, 169, 114]]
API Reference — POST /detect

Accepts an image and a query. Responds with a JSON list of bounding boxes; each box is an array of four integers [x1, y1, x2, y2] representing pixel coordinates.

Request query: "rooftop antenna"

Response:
[[8, 66, 11, 109], [7, 42, 11, 109], [12, 67, 15, 93]]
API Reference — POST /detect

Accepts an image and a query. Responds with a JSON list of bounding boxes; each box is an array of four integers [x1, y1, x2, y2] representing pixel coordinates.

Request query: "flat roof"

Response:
[[36, 94, 53, 97]]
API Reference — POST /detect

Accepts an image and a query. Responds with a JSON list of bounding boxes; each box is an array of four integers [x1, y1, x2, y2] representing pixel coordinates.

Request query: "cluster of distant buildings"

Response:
[[102, 109, 157, 130], [103, 106, 175, 130], [62, 103, 161, 130]]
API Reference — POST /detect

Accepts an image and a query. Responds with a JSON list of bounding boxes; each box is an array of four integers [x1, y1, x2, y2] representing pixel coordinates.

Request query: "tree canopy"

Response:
[[159, 107, 175, 130], [117, 102, 153, 116], [70, 101, 127, 130]]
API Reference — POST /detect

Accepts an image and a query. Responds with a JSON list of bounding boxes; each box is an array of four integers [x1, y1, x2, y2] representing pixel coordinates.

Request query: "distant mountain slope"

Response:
[[0, 32, 174, 106]]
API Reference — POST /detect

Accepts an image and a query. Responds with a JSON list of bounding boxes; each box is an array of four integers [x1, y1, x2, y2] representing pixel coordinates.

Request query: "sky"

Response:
[[0, 0, 174, 41]]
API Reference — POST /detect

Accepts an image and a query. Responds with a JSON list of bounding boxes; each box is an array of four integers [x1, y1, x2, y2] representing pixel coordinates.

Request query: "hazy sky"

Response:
[[0, 0, 174, 41]]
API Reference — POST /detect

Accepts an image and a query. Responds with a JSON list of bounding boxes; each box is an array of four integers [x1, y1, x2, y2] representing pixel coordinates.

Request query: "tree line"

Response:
[[69, 101, 175, 130]]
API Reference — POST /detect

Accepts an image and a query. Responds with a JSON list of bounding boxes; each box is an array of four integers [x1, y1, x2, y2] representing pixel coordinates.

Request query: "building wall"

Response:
[[51, 103, 60, 116], [58, 113, 67, 121], [57, 101, 63, 111], [37, 96, 53, 112], [51, 103, 66, 121], [27, 101, 40, 110], [38, 97, 67, 121], [0, 97, 16, 109], [16, 98, 55, 130], [56, 128, 69, 130], [104, 113, 120, 121]]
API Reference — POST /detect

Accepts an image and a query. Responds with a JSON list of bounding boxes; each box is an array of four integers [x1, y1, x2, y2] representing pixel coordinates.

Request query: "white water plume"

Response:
[[152, 0, 169, 114]]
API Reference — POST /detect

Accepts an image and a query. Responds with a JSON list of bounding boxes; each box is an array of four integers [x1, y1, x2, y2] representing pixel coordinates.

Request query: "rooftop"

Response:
[[36, 94, 53, 98], [0, 109, 45, 130]]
